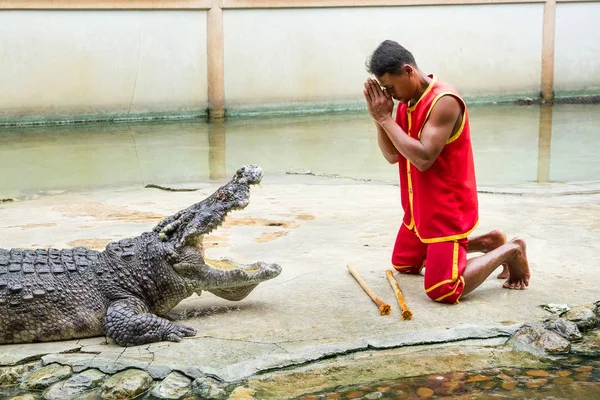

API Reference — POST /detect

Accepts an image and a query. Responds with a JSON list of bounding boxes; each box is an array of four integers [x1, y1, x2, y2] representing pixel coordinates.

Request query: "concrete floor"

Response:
[[1, 174, 599, 388]]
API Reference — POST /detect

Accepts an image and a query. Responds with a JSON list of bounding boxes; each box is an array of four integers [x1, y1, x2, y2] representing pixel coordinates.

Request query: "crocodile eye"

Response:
[[121, 254, 134, 262], [217, 189, 229, 201]]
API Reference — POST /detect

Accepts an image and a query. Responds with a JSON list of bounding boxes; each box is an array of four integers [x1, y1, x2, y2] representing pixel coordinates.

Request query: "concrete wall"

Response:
[[0, 2, 599, 123], [554, 2, 600, 95], [0, 10, 208, 123], [224, 4, 544, 113]]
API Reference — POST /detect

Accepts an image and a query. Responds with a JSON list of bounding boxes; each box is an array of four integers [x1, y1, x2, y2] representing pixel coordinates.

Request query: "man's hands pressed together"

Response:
[[364, 78, 394, 125]]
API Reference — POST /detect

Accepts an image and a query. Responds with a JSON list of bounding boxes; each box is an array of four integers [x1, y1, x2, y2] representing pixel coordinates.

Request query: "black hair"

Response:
[[366, 40, 417, 77]]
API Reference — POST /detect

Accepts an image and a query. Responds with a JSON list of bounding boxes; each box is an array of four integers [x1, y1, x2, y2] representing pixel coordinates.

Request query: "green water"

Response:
[[296, 361, 600, 400], [1, 104, 599, 200], [0, 104, 599, 399], [2, 362, 599, 399]]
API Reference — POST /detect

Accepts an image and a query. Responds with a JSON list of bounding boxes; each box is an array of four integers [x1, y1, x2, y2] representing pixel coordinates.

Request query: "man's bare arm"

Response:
[[378, 95, 462, 171], [376, 122, 399, 164]]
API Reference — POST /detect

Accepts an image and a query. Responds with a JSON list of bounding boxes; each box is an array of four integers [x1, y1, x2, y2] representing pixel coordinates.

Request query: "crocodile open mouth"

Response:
[[160, 164, 281, 293], [154, 164, 264, 247], [188, 201, 271, 279], [204, 258, 261, 273]]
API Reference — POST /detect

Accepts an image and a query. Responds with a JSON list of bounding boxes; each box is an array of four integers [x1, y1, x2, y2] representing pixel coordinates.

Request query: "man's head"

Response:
[[366, 40, 419, 104]]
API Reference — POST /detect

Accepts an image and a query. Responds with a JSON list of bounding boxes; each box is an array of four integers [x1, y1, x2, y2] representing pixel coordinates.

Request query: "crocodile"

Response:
[[0, 165, 281, 347]]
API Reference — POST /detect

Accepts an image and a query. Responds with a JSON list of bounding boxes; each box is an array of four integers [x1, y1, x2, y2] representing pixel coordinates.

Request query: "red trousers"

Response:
[[392, 224, 467, 304]]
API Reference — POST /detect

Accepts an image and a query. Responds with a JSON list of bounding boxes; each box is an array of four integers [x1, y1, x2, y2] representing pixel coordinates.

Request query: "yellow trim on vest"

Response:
[[417, 92, 466, 141], [404, 109, 416, 230], [406, 159, 415, 230], [406, 88, 475, 243], [447, 109, 466, 144], [446, 93, 467, 144], [417, 220, 480, 244], [408, 75, 437, 112], [418, 91, 446, 139], [452, 241, 459, 282]]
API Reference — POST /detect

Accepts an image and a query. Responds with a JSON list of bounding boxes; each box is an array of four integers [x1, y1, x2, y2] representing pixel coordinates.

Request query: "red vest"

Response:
[[395, 75, 479, 243]]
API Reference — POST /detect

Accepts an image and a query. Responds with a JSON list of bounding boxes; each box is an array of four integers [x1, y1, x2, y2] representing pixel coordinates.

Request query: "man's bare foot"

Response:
[[497, 264, 509, 279], [503, 238, 530, 290], [468, 230, 510, 279], [486, 230, 507, 252], [469, 230, 507, 253], [483, 231, 509, 279]]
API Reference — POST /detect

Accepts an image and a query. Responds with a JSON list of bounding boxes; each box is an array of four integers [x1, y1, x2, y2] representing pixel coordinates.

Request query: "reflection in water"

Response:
[[208, 119, 226, 180], [537, 104, 553, 183], [301, 362, 600, 400], [128, 126, 146, 186], [0, 104, 599, 199]]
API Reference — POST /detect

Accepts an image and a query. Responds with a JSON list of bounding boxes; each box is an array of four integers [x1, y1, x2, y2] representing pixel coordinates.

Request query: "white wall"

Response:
[[1, 4, 599, 123], [223, 4, 544, 112], [0, 10, 208, 123], [554, 2, 600, 94]]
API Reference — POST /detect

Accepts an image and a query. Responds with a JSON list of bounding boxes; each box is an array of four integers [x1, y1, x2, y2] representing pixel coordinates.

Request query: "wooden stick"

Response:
[[347, 264, 391, 316], [386, 270, 413, 320]]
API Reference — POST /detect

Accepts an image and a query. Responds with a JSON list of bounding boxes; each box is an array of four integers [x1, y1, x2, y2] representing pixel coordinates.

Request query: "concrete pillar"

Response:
[[207, 0, 226, 119], [541, 0, 556, 101], [208, 120, 227, 179]]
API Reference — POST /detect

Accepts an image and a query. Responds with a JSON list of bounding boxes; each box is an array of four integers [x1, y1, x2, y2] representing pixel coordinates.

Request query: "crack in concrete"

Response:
[[143, 344, 166, 379], [2, 354, 49, 367], [286, 171, 374, 183], [5, 333, 512, 385], [249, 334, 512, 380], [112, 348, 127, 369], [127, 25, 141, 116], [61, 345, 83, 355], [2, 343, 92, 367], [191, 331, 512, 355], [146, 344, 156, 367], [276, 271, 318, 285], [84, 353, 101, 372], [272, 343, 290, 355], [176, 330, 514, 383], [270, 338, 321, 344], [248, 345, 374, 378], [191, 335, 345, 349], [195, 335, 283, 347]]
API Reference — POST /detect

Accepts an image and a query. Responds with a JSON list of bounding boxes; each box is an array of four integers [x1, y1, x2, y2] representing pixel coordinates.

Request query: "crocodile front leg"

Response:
[[104, 297, 196, 346]]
